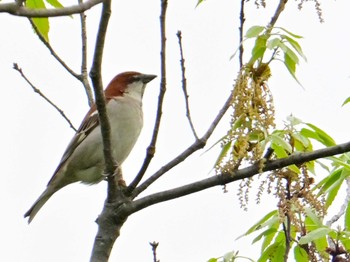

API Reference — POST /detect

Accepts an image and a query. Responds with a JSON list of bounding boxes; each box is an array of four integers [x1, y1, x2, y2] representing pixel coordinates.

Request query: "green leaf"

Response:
[[294, 245, 309, 262], [261, 222, 280, 252], [195, 0, 206, 7], [313, 234, 329, 259], [342, 96, 350, 107], [267, 38, 281, 50], [239, 210, 278, 237], [299, 227, 331, 245], [249, 35, 267, 65], [283, 50, 302, 86], [345, 200, 350, 231], [279, 41, 300, 65], [207, 258, 218, 262], [318, 168, 342, 194], [304, 207, 323, 227], [291, 132, 311, 151], [223, 251, 235, 261], [269, 134, 292, 153], [339, 231, 350, 250], [282, 35, 307, 61], [214, 141, 232, 167], [245, 25, 265, 38], [252, 228, 278, 244], [276, 27, 303, 39], [325, 180, 342, 208], [305, 123, 336, 146], [45, 0, 64, 8], [26, 0, 50, 41], [287, 115, 303, 126], [258, 242, 284, 262], [327, 156, 350, 170]]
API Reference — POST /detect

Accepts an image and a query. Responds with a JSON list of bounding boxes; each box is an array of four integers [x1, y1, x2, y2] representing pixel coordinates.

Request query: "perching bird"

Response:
[[24, 71, 157, 223]]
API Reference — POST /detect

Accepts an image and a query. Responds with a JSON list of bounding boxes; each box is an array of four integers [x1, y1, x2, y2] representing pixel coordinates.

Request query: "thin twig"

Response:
[[150, 241, 160, 262], [0, 0, 103, 17], [13, 63, 77, 132], [29, 19, 81, 80], [176, 30, 198, 140], [238, 0, 245, 68], [78, 0, 94, 106], [127, 0, 168, 193]]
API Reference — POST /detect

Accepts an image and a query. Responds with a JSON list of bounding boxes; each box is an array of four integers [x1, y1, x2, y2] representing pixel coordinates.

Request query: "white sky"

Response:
[[1, 0, 350, 261]]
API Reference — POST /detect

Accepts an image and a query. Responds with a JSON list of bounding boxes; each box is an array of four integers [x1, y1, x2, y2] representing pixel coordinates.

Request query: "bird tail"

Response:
[[24, 189, 54, 224]]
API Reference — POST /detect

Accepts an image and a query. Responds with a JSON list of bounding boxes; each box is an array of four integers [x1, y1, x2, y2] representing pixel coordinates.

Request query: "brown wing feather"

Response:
[[47, 107, 100, 185]]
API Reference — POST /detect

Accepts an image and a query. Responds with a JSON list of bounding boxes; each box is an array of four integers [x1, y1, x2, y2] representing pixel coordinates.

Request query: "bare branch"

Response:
[[0, 0, 103, 18], [29, 19, 81, 80], [150, 241, 160, 262], [88, 1, 125, 261], [238, 0, 245, 68], [132, 90, 233, 198], [176, 30, 198, 140], [13, 63, 77, 132], [128, 141, 350, 214], [127, 0, 168, 193], [88, 0, 114, 177], [267, 0, 288, 30], [78, 0, 94, 106]]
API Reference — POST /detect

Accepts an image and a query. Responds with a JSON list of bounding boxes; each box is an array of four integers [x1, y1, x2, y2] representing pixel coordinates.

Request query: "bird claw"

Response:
[[102, 167, 126, 187]]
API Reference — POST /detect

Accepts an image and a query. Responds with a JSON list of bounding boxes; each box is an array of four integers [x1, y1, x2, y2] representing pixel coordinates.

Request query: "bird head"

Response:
[[105, 71, 157, 100]]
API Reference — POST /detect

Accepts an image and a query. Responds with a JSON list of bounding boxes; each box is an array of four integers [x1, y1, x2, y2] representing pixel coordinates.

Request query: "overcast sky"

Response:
[[1, 0, 350, 261]]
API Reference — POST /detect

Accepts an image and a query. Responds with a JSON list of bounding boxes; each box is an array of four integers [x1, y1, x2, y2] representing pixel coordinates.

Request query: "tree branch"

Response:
[[78, 0, 94, 106], [88, 0, 114, 177], [29, 19, 81, 80], [238, 0, 245, 68], [13, 63, 77, 132], [127, 0, 168, 193], [176, 30, 198, 140], [127, 141, 350, 214], [132, 90, 233, 198], [0, 0, 103, 17], [267, 0, 288, 30]]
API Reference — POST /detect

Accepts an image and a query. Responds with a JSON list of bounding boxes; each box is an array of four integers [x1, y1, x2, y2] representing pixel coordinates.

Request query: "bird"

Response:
[[24, 71, 157, 223]]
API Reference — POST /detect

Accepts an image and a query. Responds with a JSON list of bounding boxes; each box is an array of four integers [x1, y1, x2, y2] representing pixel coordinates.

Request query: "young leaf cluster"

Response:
[[245, 25, 306, 85]]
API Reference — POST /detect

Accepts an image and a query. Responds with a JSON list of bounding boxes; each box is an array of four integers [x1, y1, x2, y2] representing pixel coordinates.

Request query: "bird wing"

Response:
[[47, 107, 100, 185]]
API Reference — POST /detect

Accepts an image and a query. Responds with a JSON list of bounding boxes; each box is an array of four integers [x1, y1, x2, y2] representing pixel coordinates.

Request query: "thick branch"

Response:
[[127, 141, 350, 214], [88, 0, 114, 176], [0, 0, 103, 17]]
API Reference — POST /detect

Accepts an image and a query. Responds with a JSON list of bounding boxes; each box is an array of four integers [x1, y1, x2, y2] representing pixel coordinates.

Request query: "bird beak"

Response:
[[137, 74, 157, 84]]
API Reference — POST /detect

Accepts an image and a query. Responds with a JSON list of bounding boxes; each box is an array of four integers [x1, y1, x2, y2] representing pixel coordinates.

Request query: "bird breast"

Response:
[[65, 96, 143, 184]]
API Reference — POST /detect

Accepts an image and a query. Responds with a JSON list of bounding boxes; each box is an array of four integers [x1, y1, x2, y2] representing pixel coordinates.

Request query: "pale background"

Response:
[[1, 0, 350, 261]]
